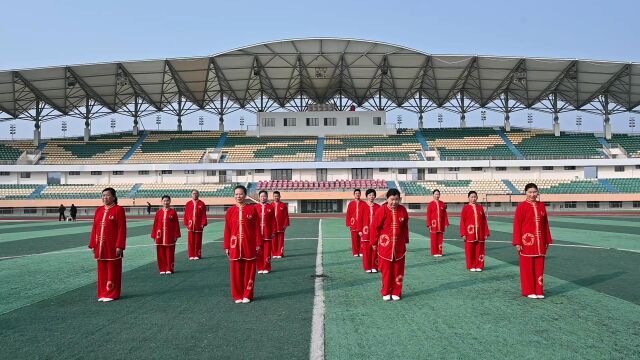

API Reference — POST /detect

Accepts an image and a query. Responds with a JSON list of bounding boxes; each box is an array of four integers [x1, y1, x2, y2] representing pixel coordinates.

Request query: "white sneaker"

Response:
[[382, 295, 391, 301], [536, 295, 545, 299], [242, 298, 251, 303], [476, 269, 483, 272], [102, 298, 114, 302], [365, 270, 372, 273], [527, 294, 537, 299], [371, 269, 378, 273], [166, 271, 172, 275], [97, 298, 105, 302], [160, 272, 166, 275], [234, 299, 243, 304], [353, 254, 359, 257], [263, 270, 270, 274], [257, 270, 263, 274], [433, 254, 442, 257], [391, 295, 401, 301], [358, 254, 363, 257]]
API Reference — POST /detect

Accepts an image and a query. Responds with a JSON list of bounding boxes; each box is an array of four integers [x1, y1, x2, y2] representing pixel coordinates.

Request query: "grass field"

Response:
[[0, 215, 638, 359]]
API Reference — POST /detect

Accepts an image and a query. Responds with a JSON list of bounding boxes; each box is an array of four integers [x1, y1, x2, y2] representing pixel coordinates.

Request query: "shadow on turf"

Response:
[[546, 271, 627, 297]]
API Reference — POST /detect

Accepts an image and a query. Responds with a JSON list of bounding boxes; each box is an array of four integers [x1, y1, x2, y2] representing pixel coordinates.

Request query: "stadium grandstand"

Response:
[[0, 38, 638, 216]]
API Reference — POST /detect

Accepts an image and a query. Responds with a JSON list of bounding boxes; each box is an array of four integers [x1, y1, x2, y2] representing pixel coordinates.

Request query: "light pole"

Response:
[[437, 113, 443, 129], [396, 114, 402, 128], [110, 118, 116, 133], [576, 115, 582, 131], [156, 114, 161, 131], [10, 124, 16, 140], [630, 116, 636, 133], [61, 121, 67, 138], [481, 110, 487, 128], [240, 116, 245, 131], [527, 113, 533, 129], [199, 115, 204, 131]]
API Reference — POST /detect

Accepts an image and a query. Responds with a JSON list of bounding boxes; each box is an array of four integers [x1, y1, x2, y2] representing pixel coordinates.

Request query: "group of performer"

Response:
[[346, 182, 552, 301], [88, 181, 551, 303]]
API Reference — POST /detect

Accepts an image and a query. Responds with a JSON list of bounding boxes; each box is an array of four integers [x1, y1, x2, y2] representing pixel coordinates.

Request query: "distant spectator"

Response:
[[70, 204, 78, 222], [58, 204, 66, 222], [147, 201, 152, 215]]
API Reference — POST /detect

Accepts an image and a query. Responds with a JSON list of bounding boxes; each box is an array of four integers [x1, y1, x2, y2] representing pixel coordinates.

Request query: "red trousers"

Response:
[[350, 230, 361, 256], [257, 241, 272, 271], [361, 241, 377, 271], [187, 231, 203, 258], [271, 232, 285, 257], [519, 255, 545, 296], [230, 259, 256, 301], [156, 245, 176, 273], [464, 242, 485, 270], [430, 232, 444, 255], [96, 259, 122, 300], [378, 257, 405, 297]]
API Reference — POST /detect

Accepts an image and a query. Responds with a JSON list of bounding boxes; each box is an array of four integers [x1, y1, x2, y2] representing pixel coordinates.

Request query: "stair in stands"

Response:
[[120, 132, 148, 162], [127, 183, 143, 198], [387, 180, 398, 189], [28, 184, 47, 199], [496, 128, 525, 159], [316, 137, 324, 161], [502, 179, 520, 194], [598, 179, 619, 193], [214, 132, 228, 152], [414, 130, 429, 150]]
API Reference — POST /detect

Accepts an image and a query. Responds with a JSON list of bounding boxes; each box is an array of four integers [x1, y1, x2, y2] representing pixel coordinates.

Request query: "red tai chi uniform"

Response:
[[183, 199, 207, 259], [151, 208, 181, 273], [358, 201, 381, 272], [346, 199, 363, 256], [271, 201, 289, 257], [371, 204, 410, 297], [427, 200, 449, 256], [513, 200, 553, 297], [224, 203, 262, 301], [460, 203, 490, 270], [89, 204, 127, 300], [256, 202, 275, 272]]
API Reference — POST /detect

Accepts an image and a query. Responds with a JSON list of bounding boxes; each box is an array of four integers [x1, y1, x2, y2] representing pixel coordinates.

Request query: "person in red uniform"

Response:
[[224, 185, 262, 303], [513, 183, 553, 299], [271, 191, 289, 258], [88, 187, 127, 302], [460, 191, 490, 272], [184, 189, 207, 260], [358, 188, 381, 273], [426, 189, 449, 257], [345, 188, 363, 257], [256, 190, 275, 274], [151, 195, 181, 275], [370, 188, 409, 301]]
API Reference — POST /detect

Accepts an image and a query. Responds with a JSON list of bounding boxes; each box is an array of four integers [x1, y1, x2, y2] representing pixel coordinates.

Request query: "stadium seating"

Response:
[[419, 128, 515, 160], [607, 178, 640, 193], [0, 184, 39, 199], [400, 180, 510, 195], [38, 184, 135, 199], [509, 179, 609, 194], [323, 130, 422, 161], [221, 131, 317, 162], [0, 141, 36, 163], [41, 133, 140, 164], [256, 179, 388, 192], [609, 134, 640, 157], [128, 131, 222, 163], [506, 130, 604, 159], [134, 183, 236, 198]]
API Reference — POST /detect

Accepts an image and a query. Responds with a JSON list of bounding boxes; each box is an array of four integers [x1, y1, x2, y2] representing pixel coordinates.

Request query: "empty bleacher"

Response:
[[0, 141, 36, 164], [323, 130, 422, 161], [257, 179, 388, 192], [38, 184, 135, 199], [509, 179, 609, 194], [400, 180, 510, 196], [134, 183, 236, 198], [221, 131, 317, 162], [609, 134, 640, 157], [506, 130, 604, 159], [0, 184, 39, 199], [419, 128, 515, 160], [128, 131, 222, 163], [607, 178, 640, 193], [41, 133, 140, 164]]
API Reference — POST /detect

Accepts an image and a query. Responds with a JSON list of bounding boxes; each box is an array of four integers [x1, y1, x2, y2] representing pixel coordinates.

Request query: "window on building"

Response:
[[161, 170, 172, 175], [398, 169, 408, 175], [255, 169, 265, 174], [306, 118, 319, 126], [261, 118, 275, 127], [408, 203, 421, 210], [564, 201, 577, 209], [271, 169, 292, 181], [24, 208, 37, 214], [184, 170, 196, 175], [236, 170, 246, 176], [633, 201, 640, 208], [542, 166, 554, 171], [91, 171, 102, 176], [112, 171, 124, 175], [69, 171, 80, 176], [317, 168, 327, 182], [206, 170, 217, 176], [496, 167, 506, 172], [564, 166, 576, 171], [587, 201, 600, 208], [352, 168, 373, 179], [614, 166, 625, 172], [20, 172, 31, 178], [379, 168, 388, 173], [347, 117, 359, 126], [520, 166, 531, 171], [448, 167, 460, 172], [373, 117, 382, 125], [471, 167, 483, 172], [609, 201, 622, 208], [324, 117, 337, 126], [428, 168, 438, 174], [138, 170, 149, 175], [284, 118, 296, 127]]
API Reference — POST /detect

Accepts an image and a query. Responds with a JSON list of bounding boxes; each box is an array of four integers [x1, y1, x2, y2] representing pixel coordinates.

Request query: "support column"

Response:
[[132, 95, 140, 135], [84, 98, 91, 141], [504, 112, 511, 132], [418, 113, 424, 129], [459, 91, 466, 128], [603, 94, 612, 140], [33, 99, 41, 146], [219, 115, 224, 131], [177, 94, 183, 131], [553, 113, 560, 136]]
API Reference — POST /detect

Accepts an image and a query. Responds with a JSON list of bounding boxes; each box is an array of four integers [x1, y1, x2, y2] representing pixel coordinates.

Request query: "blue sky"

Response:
[[1, 0, 638, 139]]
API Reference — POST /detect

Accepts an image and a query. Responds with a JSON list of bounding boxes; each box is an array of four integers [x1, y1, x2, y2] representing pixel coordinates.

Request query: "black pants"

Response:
[[59, 213, 66, 221]]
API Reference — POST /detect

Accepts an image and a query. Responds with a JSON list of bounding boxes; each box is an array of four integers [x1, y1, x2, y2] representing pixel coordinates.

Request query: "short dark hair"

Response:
[[365, 188, 376, 197], [353, 188, 361, 194], [161, 195, 171, 201], [234, 185, 247, 195], [102, 187, 117, 204], [273, 190, 281, 196], [258, 190, 268, 196], [386, 188, 401, 198], [524, 183, 538, 192], [467, 191, 477, 198], [432, 189, 441, 195]]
